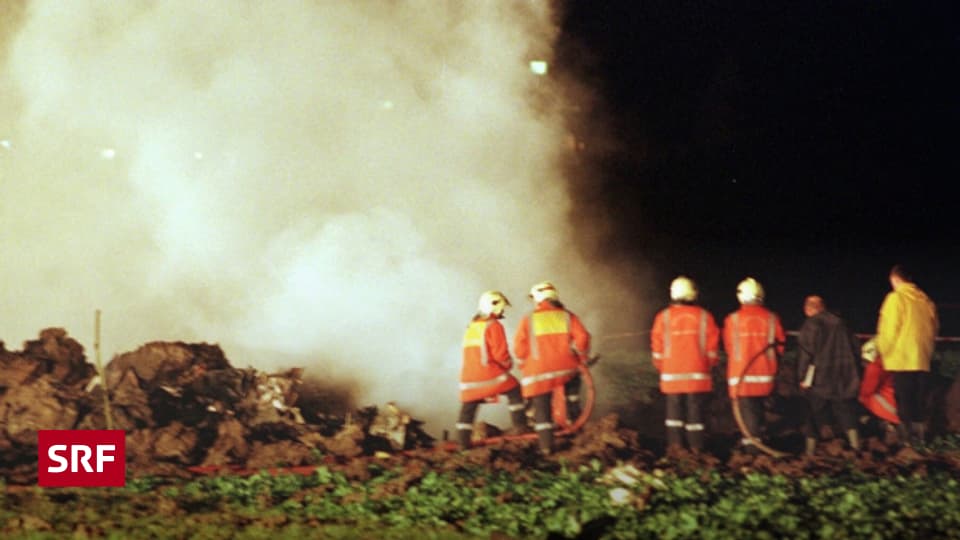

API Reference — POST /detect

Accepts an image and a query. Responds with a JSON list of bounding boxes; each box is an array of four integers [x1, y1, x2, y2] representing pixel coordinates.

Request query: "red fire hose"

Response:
[[432, 359, 598, 451], [455, 360, 597, 448]]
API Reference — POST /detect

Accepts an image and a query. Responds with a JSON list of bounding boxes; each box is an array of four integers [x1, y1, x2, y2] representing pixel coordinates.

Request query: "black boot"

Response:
[[536, 426, 555, 455], [531, 394, 554, 455], [566, 399, 582, 424], [846, 429, 861, 451], [686, 430, 704, 453], [456, 424, 473, 450], [895, 422, 912, 447], [666, 426, 684, 451], [910, 422, 927, 448], [505, 389, 528, 434], [509, 409, 531, 434]]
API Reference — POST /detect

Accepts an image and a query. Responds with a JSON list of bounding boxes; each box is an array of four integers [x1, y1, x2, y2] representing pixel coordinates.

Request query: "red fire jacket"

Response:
[[651, 304, 719, 394], [513, 301, 590, 398], [723, 305, 784, 398], [460, 316, 519, 403]]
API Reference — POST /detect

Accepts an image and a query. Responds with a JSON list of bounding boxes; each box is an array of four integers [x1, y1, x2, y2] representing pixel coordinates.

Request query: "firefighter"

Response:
[[858, 338, 900, 429], [650, 276, 720, 453], [513, 281, 591, 455], [796, 295, 862, 455], [456, 291, 526, 449], [722, 277, 785, 454]]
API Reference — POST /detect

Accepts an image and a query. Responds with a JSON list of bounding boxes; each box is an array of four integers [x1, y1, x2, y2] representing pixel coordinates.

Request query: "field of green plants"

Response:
[[4, 455, 960, 539]]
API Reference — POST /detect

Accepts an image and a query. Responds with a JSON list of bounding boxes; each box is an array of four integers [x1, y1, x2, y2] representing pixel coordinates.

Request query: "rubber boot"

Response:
[[566, 399, 581, 424], [895, 422, 912, 447], [686, 430, 704, 453], [666, 427, 684, 450], [846, 429, 861, 451], [510, 410, 530, 433], [537, 428, 554, 455], [456, 428, 472, 450], [910, 422, 926, 448], [804, 437, 817, 457]]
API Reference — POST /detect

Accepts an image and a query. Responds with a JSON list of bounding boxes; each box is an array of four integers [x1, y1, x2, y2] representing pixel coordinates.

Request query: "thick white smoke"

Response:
[[0, 0, 639, 432]]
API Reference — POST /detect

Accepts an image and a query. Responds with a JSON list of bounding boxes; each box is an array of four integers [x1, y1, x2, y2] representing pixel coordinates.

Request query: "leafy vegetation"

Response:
[[4, 461, 960, 539]]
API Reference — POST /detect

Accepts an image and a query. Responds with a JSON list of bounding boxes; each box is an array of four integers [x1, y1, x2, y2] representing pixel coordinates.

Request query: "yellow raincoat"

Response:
[[876, 282, 938, 371]]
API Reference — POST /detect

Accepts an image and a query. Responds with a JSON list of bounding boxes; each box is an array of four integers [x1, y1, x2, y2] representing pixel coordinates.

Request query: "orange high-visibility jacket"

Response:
[[651, 304, 720, 394], [859, 355, 900, 424], [460, 316, 519, 403], [723, 305, 785, 398], [513, 301, 591, 398]]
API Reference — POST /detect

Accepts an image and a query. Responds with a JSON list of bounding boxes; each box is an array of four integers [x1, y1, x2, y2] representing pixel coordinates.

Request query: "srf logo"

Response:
[[38, 430, 126, 487]]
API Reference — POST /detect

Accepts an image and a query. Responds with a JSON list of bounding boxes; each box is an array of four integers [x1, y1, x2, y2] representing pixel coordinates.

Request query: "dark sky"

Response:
[[557, 1, 960, 334]]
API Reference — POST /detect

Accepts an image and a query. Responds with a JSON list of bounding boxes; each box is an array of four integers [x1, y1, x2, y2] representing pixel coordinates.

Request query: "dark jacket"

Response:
[[797, 311, 861, 399]]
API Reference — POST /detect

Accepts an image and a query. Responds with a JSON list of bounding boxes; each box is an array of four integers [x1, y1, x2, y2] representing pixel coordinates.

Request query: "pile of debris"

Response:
[[0, 329, 433, 483], [5, 328, 960, 485]]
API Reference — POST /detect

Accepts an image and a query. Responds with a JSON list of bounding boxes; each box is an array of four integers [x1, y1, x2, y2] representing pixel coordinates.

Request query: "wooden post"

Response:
[[94, 309, 114, 430]]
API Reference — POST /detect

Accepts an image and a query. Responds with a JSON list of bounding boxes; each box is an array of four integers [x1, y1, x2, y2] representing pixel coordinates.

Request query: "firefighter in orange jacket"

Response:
[[722, 277, 785, 453], [859, 338, 900, 427], [514, 281, 591, 455], [651, 276, 720, 453], [456, 291, 526, 449]]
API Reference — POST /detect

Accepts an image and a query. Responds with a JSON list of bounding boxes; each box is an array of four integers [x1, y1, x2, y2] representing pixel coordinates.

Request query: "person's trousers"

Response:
[[563, 375, 582, 423], [892, 371, 929, 445], [803, 396, 857, 439], [455, 386, 526, 448], [664, 392, 707, 450], [530, 393, 554, 453], [737, 396, 765, 447], [892, 371, 927, 424]]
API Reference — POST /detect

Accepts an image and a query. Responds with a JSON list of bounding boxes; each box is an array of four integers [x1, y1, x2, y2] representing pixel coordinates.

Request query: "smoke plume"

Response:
[[0, 0, 642, 432]]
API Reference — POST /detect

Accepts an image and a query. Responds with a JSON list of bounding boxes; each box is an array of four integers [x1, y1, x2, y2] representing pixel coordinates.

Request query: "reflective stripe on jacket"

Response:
[[723, 305, 784, 398], [651, 304, 719, 394], [514, 301, 590, 398], [460, 317, 518, 402]]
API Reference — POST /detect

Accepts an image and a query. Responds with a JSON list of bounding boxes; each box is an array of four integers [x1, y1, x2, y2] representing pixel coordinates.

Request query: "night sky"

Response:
[[557, 1, 959, 334]]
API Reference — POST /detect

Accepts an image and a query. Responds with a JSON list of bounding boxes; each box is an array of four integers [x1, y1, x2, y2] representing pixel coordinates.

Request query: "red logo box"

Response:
[[38, 430, 126, 487]]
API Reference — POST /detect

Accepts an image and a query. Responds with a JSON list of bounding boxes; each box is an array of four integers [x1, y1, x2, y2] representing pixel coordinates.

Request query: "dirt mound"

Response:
[[0, 329, 433, 483]]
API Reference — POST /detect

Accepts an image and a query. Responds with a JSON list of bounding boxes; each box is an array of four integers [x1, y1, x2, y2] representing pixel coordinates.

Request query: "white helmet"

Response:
[[528, 281, 559, 303], [861, 338, 878, 363], [477, 290, 511, 317], [736, 277, 764, 304], [670, 276, 698, 302]]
